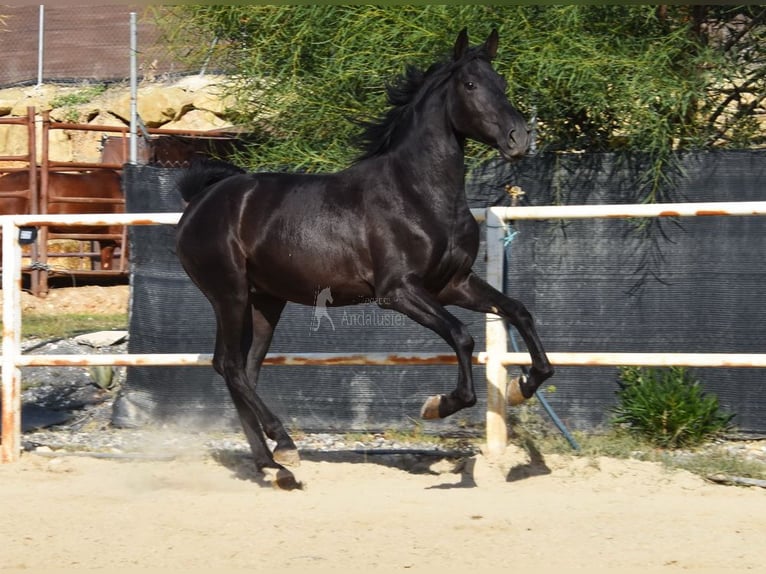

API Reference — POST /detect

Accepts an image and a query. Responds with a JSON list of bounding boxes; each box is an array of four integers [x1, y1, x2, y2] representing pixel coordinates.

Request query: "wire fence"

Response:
[[0, 5, 194, 88]]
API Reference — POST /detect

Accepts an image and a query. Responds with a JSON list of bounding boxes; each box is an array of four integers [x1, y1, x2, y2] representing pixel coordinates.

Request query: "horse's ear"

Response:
[[484, 29, 499, 60], [454, 28, 469, 60]]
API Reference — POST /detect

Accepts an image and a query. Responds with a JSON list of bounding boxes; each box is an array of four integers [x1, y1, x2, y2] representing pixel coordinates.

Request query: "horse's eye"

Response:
[[464, 81, 476, 91]]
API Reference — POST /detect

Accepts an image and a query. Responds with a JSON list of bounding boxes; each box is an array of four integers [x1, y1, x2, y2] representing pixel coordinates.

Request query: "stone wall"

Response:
[[0, 75, 237, 166]]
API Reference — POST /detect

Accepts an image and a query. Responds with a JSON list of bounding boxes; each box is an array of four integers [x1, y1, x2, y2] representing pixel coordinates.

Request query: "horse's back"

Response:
[[0, 171, 29, 190], [0, 171, 32, 215], [177, 168, 378, 304], [183, 169, 359, 223], [49, 170, 122, 198], [47, 170, 124, 215]]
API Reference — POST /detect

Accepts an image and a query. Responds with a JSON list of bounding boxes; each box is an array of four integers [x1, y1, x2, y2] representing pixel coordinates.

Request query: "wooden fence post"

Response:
[[484, 207, 508, 455]]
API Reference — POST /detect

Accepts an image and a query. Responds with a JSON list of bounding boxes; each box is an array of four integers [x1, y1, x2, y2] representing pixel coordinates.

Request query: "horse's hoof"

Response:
[[273, 447, 301, 467], [420, 395, 443, 419], [262, 468, 303, 491], [274, 469, 303, 491], [506, 376, 527, 406]]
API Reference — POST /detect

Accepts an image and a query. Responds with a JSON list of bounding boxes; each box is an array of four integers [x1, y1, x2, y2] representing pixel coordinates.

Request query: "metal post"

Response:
[[36, 5, 44, 88], [37, 111, 50, 295], [199, 37, 219, 76], [129, 12, 138, 165], [26, 107, 41, 295], [1, 219, 23, 463]]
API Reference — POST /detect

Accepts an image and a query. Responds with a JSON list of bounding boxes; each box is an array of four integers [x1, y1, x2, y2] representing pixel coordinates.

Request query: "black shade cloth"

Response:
[[488, 151, 766, 433], [115, 151, 766, 435]]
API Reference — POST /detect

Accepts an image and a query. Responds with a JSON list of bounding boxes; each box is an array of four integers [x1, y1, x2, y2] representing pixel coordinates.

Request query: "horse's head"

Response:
[[447, 28, 530, 160]]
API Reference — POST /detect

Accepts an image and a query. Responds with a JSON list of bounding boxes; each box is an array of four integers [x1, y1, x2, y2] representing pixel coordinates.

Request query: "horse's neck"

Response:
[[392, 115, 469, 211]]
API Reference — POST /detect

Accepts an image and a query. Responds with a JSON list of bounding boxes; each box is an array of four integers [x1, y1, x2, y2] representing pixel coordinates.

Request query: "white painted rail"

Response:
[[471, 200, 766, 222], [3, 201, 766, 462], [16, 351, 766, 369]]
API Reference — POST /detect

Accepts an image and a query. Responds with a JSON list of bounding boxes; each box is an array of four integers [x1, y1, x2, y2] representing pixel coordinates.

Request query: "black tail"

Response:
[[177, 158, 247, 202]]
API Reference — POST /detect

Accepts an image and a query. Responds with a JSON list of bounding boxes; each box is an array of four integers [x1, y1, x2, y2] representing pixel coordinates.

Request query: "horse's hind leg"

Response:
[[440, 272, 554, 404], [207, 284, 301, 489], [244, 293, 299, 467]]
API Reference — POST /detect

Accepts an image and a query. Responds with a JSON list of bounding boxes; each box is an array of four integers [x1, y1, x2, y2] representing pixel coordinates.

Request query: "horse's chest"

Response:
[[428, 217, 479, 279]]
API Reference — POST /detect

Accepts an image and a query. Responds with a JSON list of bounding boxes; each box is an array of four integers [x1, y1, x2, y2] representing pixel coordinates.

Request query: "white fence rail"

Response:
[[3, 201, 766, 462]]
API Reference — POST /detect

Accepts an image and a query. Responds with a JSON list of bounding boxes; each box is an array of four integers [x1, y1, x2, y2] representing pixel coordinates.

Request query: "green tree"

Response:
[[154, 5, 765, 186]]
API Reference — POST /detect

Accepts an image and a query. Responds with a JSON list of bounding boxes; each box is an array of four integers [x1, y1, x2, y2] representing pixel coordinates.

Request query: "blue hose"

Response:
[[504, 224, 580, 451], [508, 328, 581, 451]]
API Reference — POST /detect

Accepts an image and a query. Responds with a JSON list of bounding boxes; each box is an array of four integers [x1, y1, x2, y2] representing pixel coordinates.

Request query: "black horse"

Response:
[[176, 29, 553, 488]]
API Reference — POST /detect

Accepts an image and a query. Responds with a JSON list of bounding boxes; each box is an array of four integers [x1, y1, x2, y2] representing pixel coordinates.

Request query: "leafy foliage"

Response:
[[613, 367, 734, 448], [153, 5, 766, 190], [49, 84, 108, 122], [49, 85, 107, 109]]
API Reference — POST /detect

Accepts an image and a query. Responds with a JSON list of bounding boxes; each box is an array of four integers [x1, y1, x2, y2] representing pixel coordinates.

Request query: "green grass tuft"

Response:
[[18, 313, 127, 340]]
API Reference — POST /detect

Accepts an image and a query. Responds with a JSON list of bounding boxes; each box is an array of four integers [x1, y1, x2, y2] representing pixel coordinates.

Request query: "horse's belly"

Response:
[[247, 252, 373, 307]]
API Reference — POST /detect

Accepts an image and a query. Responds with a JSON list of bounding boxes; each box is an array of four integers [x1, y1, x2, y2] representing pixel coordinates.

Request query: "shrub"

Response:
[[49, 84, 107, 109], [613, 366, 734, 448]]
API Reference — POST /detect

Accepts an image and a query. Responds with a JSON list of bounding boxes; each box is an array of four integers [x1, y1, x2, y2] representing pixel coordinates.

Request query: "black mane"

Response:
[[354, 63, 440, 161], [354, 44, 491, 162]]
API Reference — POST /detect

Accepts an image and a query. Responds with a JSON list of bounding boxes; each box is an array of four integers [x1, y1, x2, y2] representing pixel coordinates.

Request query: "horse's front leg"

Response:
[[440, 272, 554, 404], [378, 282, 477, 419], [98, 241, 115, 270]]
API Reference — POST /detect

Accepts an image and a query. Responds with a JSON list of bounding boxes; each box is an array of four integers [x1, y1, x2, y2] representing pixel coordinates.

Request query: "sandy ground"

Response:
[[1, 444, 765, 573], [10, 284, 130, 316], [3, 286, 765, 572]]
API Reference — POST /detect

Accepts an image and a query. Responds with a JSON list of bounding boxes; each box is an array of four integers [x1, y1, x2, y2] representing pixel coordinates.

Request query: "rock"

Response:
[[0, 87, 30, 115], [9, 85, 79, 116], [0, 78, 240, 163], [110, 85, 193, 127], [173, 74, 226, 92], [192, 85, 237, 116], [21, 405, 72, 432], [75, 112, 130, 164], [88, 110, 128, 129], [47, 127, 72, 162], [162, 109, 232, 131], [74, 330, 128, 348], [0, 123, 30, 158]]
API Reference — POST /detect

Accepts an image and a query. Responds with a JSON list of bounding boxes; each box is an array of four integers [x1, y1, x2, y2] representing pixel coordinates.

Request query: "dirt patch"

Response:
[[2, 285, 130, 316], [1, 444, 765, 572]]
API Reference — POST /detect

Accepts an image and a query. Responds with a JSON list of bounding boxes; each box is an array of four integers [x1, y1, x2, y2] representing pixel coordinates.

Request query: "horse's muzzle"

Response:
[[499, 128, 530, 160], [507, 128, 531, 158]]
